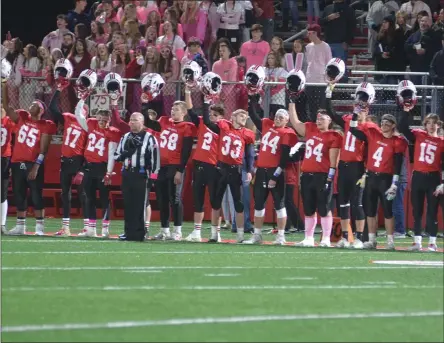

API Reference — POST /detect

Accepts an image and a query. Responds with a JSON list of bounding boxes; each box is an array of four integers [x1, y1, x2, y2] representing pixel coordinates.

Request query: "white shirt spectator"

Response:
[[266, 67, 288, 106], [399, 0, 431, 27], [217, 2, 242, 30]]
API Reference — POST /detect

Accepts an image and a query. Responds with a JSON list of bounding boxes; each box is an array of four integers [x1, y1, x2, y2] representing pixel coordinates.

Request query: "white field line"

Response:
[[2, 284, 443, 292], [282, 277, 317, 280], [204, 274, 240, 277], [1, 251, 360, 255], [2, 311, 443, 333], [2, 266, 443, 271], [362, 281, 397, 285], [123, 270, 163, 273]]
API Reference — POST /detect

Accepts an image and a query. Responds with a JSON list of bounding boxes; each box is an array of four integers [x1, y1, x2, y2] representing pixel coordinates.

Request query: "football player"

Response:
[[244, 94, 297, 245], [6, 101, 56, 235], [397, 80, 444, 252]]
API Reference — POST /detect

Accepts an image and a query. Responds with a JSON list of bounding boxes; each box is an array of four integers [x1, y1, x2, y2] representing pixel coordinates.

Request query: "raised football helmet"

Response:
[[286, 69, 306, 97], [354, 82, 375, 106], [181, 61, 202, 88], [140, 73, 165, 102], [103, 72, 123, 101], [396, 80, 417, 108], [75, 69, 98, 100], [54, 58, 73, 88], [1, 58, 11, 80], [199, 72, 222, 98], [325, 58, 345, 83], [245, 65, 265, 95]]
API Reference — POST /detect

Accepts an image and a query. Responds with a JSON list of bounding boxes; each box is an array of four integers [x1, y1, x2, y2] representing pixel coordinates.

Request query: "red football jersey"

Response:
[[341, 115, 378, 163], [158, 117, 196, 166], [84, 119, 122, 163], [285, 162, 299, 185], [11, 111, 56, 163], [301, 122, 343, 173], [412, 129, 444, 173], [1, 116, 16, 157], [193, 117, 219, 165], [217, 119, 255, 165], [61, 113, 88, 158], [362, 126, 407, 174], [257, 119, 298, 168]]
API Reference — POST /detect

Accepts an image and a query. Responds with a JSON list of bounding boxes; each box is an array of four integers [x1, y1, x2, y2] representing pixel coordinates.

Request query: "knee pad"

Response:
[[352, 204, 365, 220], [234, 200, 244, 213], [339, 204, 350, 220], [254, 209, 265, 218], [275, 207, 287, 219]]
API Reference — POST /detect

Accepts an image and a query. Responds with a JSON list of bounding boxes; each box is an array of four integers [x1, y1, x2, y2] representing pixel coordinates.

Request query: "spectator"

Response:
[[307, 0, 320, 25], [172, 0, 185, 19], [68, 39, 92, 108], [75, 23, 97, 55], [146, 7, 162, 35], [265, 51, 288, 118], [212, 38, 238, 119], [125, 19, 143, 50], [36, 47, 54, 105], [203, 0, 221, 49], [42, 15, 71, 53], [180, 1, 207, 44], [87, 21, 108, 45], [61, 33, 75, 57], [412, 10, 430, 32], [240, 24, 270, 70], [285, 39, 307, 73], [216, 0, 242, 54], [119, 3, 142, 28], [125, 45, 145, 113], [239, 1, 254, 44], [320, 0, 356, 82], [158, 43, 180, 115], [159, 7, 184, 39], [430, 33, 444, 120], [67, 0, 91, 33], [99, 0, 120, 25], [19, 44, 42, 109], [5, 38, 24, 109], [279, 0, 299, 32], [111, 43, 131, 76], [396, 10, 413, 38], [374, 15, 405, 84], [405, 14, 442, 84], [366, 0, 399, 58], [158, 0, 169, 18], [141, 25, 158, 47], [305, 24, 332, 120], [235, 55, 248, 111], [399, 0, 431, 27], [90, 43, 113, 78], [252, 0, 275, 42], [432, 8, 444, 33], [267, 36, 286, 69], [157, 20, 186, 62]]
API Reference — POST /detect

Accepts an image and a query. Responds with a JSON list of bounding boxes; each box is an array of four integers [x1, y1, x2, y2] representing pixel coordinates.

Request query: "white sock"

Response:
[[414, 235, 422, 245], [369, 233, 376, 243], [429, 236, 436, 245], [162, 227, 170, 235], [254, 228, 262, 235], [237, 227, 244, 235], [36, 218, 44, 231], [277, 229, 285, 237], [211, 225, 218, 237], [62, 218, 70, 229], [194, 223, 202, 234], [387, 235, 394, 245], [83, 218, 89, 228], [1, 201, 7, 226], [174, 226, 182, 234]]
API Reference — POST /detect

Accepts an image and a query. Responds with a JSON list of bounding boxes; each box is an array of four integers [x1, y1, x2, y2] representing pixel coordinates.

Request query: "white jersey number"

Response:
[[305, 139, 323, 162], [201, 132, 213, 151], [17, 125, 39, 148], [86, 133, 105, 156], [419, 142, 437, 164], [344, 131, 356, 152], [261, 131, 280, 154], [160, 130, 179, 151], [221, 136, 242, 159], [64, 127, 82, 148], [0, 127, 7, 147], [372, 146, 384, 168]]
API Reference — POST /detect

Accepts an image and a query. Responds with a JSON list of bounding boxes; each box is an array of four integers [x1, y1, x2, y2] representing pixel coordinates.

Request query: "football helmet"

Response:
[[75, 69, 98, 100], [1, 58, 11, 80], [54, 58, 73, 88], [103, 72, 123, 101], [354, 82, 375, 106], [199, 72, 222, 97], [286, 69, 306, 97], [396, 80, 417, 108], [181, 61, 202, 88], [245, 65, 265, 95], [140, 73, 165, 102], [325, 58, 345, 83]]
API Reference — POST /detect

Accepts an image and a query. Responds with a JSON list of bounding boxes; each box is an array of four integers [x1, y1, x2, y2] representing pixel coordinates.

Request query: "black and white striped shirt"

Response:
[[114, 131, 160, 174]]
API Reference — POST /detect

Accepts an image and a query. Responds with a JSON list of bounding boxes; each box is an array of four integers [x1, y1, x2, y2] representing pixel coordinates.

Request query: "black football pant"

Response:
[[156, 165, 184, 228], [1, 157, 10, 204], [83, 163, 110, 221], [11, 162, 45, 212], [60, 156, 87, 219]]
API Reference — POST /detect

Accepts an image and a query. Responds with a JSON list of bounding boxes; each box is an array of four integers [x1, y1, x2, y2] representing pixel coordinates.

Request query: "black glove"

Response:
[[248, 94, 260, 104], [116, 147, 137, 162]]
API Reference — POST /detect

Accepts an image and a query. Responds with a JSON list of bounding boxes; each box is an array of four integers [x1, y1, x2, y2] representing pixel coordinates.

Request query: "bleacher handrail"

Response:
[[351, 70, 430, 76], [283, 29, 307, 44]]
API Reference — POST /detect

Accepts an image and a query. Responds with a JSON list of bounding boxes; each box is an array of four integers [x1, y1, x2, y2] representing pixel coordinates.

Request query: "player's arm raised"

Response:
[[288, 102, 305, 137], [74, 99, 89, 132], [48, 89, 65, 126], [110, 100, 130, 134], [5, 106, 19, 123], [397, 106, 415, 143], [184, 87, 200, 127], [202, 102, 220, 134], [349, 112, 367, 141], [325, 84, 345, 129], [141, 103, 161, 132], [247, 94, 262, 132]]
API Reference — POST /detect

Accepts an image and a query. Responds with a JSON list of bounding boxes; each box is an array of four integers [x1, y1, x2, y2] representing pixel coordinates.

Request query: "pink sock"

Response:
[[304, 217, 317, 238], [321, 216, 333, 240]]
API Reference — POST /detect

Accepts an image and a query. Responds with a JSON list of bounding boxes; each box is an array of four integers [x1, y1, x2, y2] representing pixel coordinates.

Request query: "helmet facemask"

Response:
[[326, 65, 340, 82], [106, 80, 121, 101]]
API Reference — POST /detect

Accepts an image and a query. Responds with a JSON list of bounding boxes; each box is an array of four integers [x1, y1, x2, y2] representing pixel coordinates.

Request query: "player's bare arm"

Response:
[[28, 133, 51, 181], [74, 99, 89, 132], [184, 87, 200, 127], [247, 95, 263, 132], [6, 106, 19, 123]]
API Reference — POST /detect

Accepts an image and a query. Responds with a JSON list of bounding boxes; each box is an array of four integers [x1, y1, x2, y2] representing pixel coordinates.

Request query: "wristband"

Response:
[[441, 171, 444, 182], [273, 167, 283, 178], [392, 175, 399, 186], [185, 90, 191, 95], [35, 154, 45, 165], [327, 167, 336, 180]]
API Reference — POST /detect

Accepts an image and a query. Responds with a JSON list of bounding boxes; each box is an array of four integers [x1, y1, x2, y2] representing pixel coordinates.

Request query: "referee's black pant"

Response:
[[122, 169, 148, 241]]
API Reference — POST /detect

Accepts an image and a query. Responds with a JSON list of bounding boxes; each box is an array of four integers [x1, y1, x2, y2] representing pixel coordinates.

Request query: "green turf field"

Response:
[[1, 218, 443, 342]]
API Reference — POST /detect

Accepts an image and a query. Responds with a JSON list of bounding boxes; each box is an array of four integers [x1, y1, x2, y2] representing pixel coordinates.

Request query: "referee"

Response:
[[114, 112, 160, 241]]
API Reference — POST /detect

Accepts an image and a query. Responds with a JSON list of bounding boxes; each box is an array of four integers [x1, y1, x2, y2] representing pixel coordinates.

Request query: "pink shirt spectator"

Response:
[[240, 40, 270, 70], [156, 34, 186, 62], [159, 23, 184, 39], [42, 30, 73, 53], [181, 8, 208, 44], [305, 41, 332, 83], [212, 57, 238, 118]]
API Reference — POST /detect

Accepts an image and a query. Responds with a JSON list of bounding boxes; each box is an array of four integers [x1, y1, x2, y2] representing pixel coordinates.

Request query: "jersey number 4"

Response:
[[305, 139, 323, 162], [86, 133, 105, 156], [261, 132, 280, 154], [17, 125, 39, 148], [160, 130, 179, 151]]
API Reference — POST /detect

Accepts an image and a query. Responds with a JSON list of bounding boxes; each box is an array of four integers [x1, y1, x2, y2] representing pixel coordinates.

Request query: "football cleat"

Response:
[[351, 239, 364, 249], [273, 235, 286, 245], [243, 234, 262, 244], [55, 228, 71, 237], [385, 241, 396, 251], [335, 238, 350, 248], [166, 232, 182, 241], [1, 225, 7, 235], [101, 228, 109, 238], [208, 233, 222, 243], [77, 228, 97, 237], [294, 238, 315, 247], [363, 241, 377, 250], [7, 226, 25, 236], [236, 232, 245, 243], [427, 244, 438, 252], [153, 231, 171, 240], [319, 240, 331, 248], [185, 230, 202, 242], [407, 243, 422, 251]]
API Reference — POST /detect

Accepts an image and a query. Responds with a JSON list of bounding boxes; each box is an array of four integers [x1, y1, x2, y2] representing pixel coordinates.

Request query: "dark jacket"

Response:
[[430, 48, 444, 85], [67, 10, 91, 33], [404, 28, 442, 72], [374, 29, 405, 71], [320, 2, 356, 45]]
